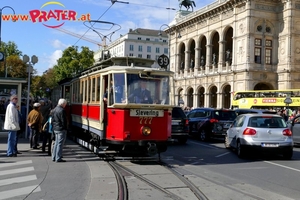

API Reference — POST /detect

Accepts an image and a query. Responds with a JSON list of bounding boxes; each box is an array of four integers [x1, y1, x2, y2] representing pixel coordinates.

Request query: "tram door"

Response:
[[100, 74, 111, 139]]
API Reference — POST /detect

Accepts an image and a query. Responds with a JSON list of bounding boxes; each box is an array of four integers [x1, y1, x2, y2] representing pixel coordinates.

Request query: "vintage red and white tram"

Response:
[[59, 57, 174, 156]]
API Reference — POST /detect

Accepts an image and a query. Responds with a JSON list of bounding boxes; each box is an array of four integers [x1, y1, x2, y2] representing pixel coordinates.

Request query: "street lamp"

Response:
[[0, 6, 16, 77], [23, 55, 38, 139], [158, 24, 171, 70]]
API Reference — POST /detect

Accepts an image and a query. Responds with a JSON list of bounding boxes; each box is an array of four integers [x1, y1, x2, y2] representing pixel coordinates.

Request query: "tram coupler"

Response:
[[147, 142, 158, 156]]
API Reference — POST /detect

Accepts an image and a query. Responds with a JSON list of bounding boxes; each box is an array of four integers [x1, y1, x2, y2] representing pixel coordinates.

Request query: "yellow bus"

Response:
[[231, 89, 300, 109]]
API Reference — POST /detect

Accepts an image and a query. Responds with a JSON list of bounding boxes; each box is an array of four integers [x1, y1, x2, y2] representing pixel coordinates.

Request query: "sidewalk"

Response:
[[0, 133, 32, 156], [0, 133, 117, 200]]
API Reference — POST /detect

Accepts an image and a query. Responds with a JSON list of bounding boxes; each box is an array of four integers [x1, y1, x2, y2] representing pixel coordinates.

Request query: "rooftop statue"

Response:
[[179, 0, 196, 12]]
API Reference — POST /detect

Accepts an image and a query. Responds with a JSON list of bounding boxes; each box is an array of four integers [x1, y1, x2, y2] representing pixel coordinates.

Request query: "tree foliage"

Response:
[[0, 41, 24, 77], [53, 46, 94, 81], [5, 55, 28, 78], [0, 41, 22, 57]]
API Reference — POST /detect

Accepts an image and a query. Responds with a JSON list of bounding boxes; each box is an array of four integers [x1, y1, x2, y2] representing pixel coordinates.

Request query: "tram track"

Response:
[[76, 137, 208, 199], [158, 161, 209, 200], [107, 160, 186, 200], [76, 137, 271, 199]]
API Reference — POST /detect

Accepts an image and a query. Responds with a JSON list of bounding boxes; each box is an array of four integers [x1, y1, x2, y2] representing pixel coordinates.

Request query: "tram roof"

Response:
[[80, 57, 170, 75]]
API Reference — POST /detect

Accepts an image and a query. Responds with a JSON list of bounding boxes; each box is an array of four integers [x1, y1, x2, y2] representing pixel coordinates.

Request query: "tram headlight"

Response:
[[140, 126, 151, 136]]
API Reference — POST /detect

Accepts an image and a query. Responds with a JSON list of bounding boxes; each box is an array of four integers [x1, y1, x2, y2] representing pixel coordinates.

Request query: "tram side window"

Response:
[[294, 91, 300, 97], [96, 76, 101, 101], [80, 80, 84, 102], [113, 73, 125, 103], [72, 81, 79, 103], [84, 79, 88, 103], [76, 81, 80, 102], [92, 77, 96, 102]]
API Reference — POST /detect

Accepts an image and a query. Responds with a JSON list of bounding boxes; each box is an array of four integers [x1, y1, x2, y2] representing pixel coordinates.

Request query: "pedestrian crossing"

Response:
[[0, 158, 41, 200]]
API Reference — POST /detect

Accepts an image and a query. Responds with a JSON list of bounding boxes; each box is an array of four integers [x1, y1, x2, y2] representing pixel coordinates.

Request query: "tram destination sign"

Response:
[[130, 109, 164, 117]]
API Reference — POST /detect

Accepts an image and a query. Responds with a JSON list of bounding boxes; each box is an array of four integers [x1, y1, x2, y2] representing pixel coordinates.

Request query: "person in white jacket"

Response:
[[4, 94, 20, 157]]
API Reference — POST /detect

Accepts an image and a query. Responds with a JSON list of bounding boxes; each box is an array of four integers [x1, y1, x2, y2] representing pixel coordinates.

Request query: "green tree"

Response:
[[1, 41, 22, 57], [5, 55, 27, 78], [41, 68, 58, 98], [0, 41, 23, 77], [54, 46, 94, 81]]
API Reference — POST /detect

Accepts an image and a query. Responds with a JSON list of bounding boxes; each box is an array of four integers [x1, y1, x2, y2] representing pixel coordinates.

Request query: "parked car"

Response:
[[287, 115, 300, 146], [187, 108, 237, 141], [225, 114, 293, 159], [234, 109, 277, 116], [171, 107, 189, 144]]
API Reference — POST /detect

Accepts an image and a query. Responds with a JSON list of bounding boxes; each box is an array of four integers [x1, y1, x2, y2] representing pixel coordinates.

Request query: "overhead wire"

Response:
[[73, 2, 115, 46], [73, 0, 176, 46]]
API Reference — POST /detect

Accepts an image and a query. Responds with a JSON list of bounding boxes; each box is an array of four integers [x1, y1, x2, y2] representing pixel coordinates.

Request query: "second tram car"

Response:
[[58, 57, 174, 156]]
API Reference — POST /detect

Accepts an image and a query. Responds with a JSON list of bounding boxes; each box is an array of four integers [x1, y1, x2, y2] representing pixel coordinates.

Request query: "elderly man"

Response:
[[52, 98, 68, 162], [4, 95, 20, 157], [27, 102, 43, 149]]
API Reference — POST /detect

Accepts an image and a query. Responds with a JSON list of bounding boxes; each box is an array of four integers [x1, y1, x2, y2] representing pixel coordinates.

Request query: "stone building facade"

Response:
[[167, 0, 300, 109]]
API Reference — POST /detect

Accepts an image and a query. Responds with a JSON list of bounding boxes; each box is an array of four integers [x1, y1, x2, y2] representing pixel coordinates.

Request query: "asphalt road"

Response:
[[2, 134, 299, 200], [162, 138, 300, 199]]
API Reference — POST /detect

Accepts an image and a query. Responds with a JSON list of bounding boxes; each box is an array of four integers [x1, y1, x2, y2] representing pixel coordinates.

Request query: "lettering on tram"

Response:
[[130, 109, 164, 117], [232, 89, 300, 109]]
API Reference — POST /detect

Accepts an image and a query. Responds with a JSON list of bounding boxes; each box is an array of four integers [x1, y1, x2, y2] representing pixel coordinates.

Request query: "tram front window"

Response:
[[126, 74, 170, 105]]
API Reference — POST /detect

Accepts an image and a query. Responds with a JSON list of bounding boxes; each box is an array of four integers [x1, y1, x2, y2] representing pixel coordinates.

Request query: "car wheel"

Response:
[[178, 137, 188, 144], [282, 149, 293, 160], [224, 135, 231, 149], [236, 141, 245, 158], [199, 129, 208, 141]]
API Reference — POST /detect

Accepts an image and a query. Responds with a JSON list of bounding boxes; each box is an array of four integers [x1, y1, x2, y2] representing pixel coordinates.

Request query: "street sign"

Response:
[[157, 54, 169, 69], [284, 97, 292, 104]]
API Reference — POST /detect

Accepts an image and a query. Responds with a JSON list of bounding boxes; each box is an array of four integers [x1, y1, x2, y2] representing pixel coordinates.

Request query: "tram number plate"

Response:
[[130, 109, 164, 117]]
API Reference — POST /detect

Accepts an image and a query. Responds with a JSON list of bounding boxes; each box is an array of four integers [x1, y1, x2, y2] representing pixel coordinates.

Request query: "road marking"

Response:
[[0, 175, 37, 187], [215, 152, 231, 157], [189, 141, 219, 149], [0, 167, 34, 176], [0, 185, 41, 200], [264, 161, 300, 172], [0, 160, 33, 169]]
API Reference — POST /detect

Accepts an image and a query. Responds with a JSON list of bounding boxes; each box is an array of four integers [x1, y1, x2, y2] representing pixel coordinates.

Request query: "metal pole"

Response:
[[159, 24, 171, 70], [0, 6, 16, 78], [0, 9, 2, 47], [168, 33, 170, 71], [25, 64, 31, 139]]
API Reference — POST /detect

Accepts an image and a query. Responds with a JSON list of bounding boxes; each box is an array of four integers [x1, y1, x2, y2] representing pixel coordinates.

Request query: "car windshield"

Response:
[[248, 116, 287, 128], [213, 110, 237, 120], [172, 108, 186, 118]]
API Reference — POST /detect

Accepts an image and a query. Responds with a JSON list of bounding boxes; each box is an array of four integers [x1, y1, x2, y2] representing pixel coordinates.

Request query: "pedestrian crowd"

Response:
[[3, 95, 68, 163]]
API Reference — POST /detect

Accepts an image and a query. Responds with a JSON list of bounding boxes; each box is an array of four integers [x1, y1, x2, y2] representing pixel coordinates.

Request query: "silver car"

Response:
[[288, 115, 300, 146], [225, 114, 293, 159]]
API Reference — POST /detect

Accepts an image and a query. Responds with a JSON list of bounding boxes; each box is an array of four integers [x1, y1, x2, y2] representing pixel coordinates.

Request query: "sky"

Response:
[[0, 0, 214, 75]]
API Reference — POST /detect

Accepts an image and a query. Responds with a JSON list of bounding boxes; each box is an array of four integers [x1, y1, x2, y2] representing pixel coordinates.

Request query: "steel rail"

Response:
[[108, 161, 128, 200]]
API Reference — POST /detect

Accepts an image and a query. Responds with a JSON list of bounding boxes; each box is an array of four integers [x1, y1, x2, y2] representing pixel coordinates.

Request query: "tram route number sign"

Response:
[[157, 54, 169, 69]]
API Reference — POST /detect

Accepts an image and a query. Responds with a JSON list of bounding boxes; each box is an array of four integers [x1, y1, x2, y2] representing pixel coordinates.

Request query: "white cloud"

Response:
[[51, 39, 69, 49], [48, 50, 63, 68]]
